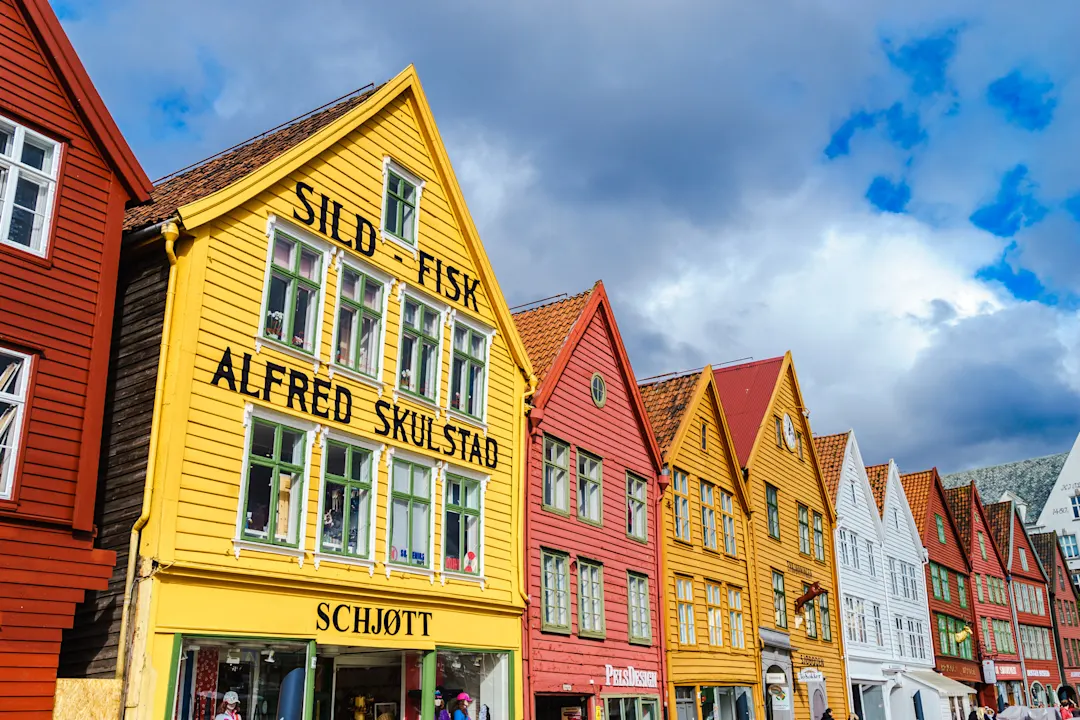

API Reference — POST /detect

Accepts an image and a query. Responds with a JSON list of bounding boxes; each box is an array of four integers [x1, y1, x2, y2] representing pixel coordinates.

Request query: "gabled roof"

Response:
[[984, 500, 1014, 562], [639, 372, 702, 455], [17, 0, 151, 200], [512, 287, 593, 386], [813, 431, 849, 504], [943, 452, 1067, 526], [1030, 532, 1059, 589], [712, 356, 784, 467], [943, 485, 972, 546], [866, 463, 889, 514], [900, 470, 936, 532]]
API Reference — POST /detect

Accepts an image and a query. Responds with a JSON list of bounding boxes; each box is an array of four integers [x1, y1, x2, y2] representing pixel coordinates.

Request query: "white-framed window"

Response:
[[721, 491, 737, 555], [396, 289, 445, 403], [381, 157, 425, 251], [1019, 547, 1029, 571], [627, 473, 648, 542], [332, 258, 390, 381], [259, 225, 329, 357], [872, 603, 884, 646], [578, 558, 605, 637], [677, 576, 696, 645], [0, 115, 60, 256], [1063, 534, 1080, 559], [701, 482, 717, 550], [889, 557, 899, 595], [388, 455, 433, 568], [317, 436, 379, 561], [0, 347, 32, 500], [236, 412, 311, 550], [627, 572, 652, 644], [542, 435, 570, 513], [449, 318, 493, 421], [706, 581, 724, 646], [895, 616, 906, 657], [866, 539, 876, 577], [728, 588, 745, 648]]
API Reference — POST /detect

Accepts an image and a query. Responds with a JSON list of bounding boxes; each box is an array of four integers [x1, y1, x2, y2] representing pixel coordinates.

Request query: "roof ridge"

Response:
[[510, 286, 594, 316], [713, 355, 785, 374], [638, 367, 703, 388]]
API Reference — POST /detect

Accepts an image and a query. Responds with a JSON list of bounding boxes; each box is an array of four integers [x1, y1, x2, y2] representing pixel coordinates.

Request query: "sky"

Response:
[[53, 0, 1080, 475]]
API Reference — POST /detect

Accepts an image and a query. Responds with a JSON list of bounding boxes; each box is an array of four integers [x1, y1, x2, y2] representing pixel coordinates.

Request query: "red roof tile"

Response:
[[511, 288, 594, 386], [983, 500, 1014, 561], [813, 432, 849, 504], [639, 372, 701, 455], [900, 469, 936, 538], [713, 356, 784, 467], [943, 484, 972, 546], [866, 463, 889, 514]]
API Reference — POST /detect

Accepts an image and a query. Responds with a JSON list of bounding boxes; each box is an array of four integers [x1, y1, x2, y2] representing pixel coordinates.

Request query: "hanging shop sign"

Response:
[[211, 347, 500, 469], [995, 664, 1020, 678], [797, 669, 824, 683], [316, 602, 432, 637], [604, 665, 659, 689], [982, 661, 997, 684], [1027, 669, 1051, 678]]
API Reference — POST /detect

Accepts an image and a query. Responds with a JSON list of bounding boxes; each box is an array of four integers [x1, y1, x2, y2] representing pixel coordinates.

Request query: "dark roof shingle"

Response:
[[639, 372, 701, 455], [943, 485, 972, 546], [943, 452, 1067, 526], [1030, 531, 1059, 587], [900, 470, 936, 537], [984, 500, 1015, 560], [511, 288, 593, 386], [813, 432, 849, 504]]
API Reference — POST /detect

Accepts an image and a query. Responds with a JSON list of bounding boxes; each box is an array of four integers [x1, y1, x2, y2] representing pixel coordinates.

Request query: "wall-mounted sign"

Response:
[[800, 655, 825, 668], [769, 685, 791, 712], [982, 660, 997, 684], [211, 347, 500, 469], [995, 664, 1020, 678], [1027, 669, 1051, 678], [604, 665, 658, 689], [766, 673, 787, 685], [786, 560, 814, 579], [316, 602, 431, 636], [561, 708, 581, 720], [938, 661, 980, 680], [1068, 670, 1080, 680], [797, 669, 824, 683]]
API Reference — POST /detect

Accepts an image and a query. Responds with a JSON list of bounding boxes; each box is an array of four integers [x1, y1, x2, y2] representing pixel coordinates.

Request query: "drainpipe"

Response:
[[1008, 574, 1031, 705], [520, 379, 538, 720], [116, 221, 180, 689], [655, 466, 670, 720]]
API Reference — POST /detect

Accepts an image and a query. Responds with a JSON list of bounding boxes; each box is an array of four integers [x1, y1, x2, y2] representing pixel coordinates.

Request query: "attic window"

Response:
[[591, 373, 606, 408], [774, 417, 783, 448], [1019, 548, 1029, 571], [893, 508, 900, 530], [700, 421, 707, 451], [381, 158, 425, 249], [850, 481, 858, 506]]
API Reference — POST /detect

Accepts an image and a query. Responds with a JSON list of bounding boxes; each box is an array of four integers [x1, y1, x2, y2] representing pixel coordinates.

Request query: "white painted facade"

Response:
[[1034, 434, 1080, 586]]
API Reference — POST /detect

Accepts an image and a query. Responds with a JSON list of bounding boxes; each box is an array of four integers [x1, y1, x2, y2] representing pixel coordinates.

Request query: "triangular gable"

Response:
[[883, 460, 928, 559], [984, 500, 1015, 569], [817, 431, 884, 540], [516, 281, 662, 473], [165, 65, 533, 379], [1011, 506, 1050, 583], [15, 0, 151, 199], [1030, 532, 1065, 595], [903, 468, 971, 571], [947, 483, 1011, 576]]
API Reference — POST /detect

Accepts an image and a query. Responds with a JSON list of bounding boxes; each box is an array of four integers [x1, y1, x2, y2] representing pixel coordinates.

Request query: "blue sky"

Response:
[[54, 0, 1080, 473]]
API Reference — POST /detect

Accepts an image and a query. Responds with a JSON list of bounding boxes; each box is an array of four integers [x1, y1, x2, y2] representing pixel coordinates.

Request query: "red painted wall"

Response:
[[525, 308, 663, 714], [969, 501, 1020, 664], [1008, 514, 1061, 691], [1050, 543, 1080, 689]]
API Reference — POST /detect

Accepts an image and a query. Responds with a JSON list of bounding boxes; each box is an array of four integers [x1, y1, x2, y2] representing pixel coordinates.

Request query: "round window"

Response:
[[590, 373, 607, 408]]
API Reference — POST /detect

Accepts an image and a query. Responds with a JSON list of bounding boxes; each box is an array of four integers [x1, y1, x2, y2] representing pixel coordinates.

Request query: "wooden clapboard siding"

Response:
[[967, 490, 1019, 664], [1008, 510, 1061, 688], [1039, 536, 1080, 687]]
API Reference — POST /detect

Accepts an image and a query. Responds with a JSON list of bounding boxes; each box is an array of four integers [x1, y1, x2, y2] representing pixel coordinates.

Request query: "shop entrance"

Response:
[[328, 650, 410, 720], [535, 694, 588, 720]]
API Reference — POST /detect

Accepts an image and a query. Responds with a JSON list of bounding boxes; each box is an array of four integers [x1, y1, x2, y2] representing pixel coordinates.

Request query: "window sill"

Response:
[[578, 517, 603, 529], [0, 240, 51, 267], [626, 533, 649, 546], [542, 504, 571, 518], [628, 637, 653, 648], [232, 539, 305, 565], [393, 388, 441, 415], [447, 408, 487, 431], [381, 230, 418, 257], [579, 631, 607, 641], [672, 536, 694, 548], [313, 552, 375, 572], [386, 563, 436, 582], [329, 364, 385, 394], [540, 626, 572, 636], [255, 335, 321, 372], [441, 571, 486, 589]]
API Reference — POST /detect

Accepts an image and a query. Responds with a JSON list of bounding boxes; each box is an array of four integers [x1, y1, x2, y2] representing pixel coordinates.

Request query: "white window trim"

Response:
[[0, 115, 61, 258], [446, 311, 497, 428], [439, 462, 490, 588], [392, 283, 448, 412], [0, 345, 32, 500], [382, 446, 438, 580], [231, 403, 317, 564], [313, 430, 384, 571], [328, 251, 394, 392], [256, 215, 333, 373], [380, 156, 426, 256]]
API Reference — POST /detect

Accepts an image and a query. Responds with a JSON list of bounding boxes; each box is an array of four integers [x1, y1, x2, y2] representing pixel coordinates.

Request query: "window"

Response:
[[813, 512, 824, 561], [607, 697, 660, 720], [240, 419, 306, 547], [700, 421, 707, 451], [577, 451, 602, 524], [895, 617, 906, 657], [0, 348, 31, 500], [0, 116, 59, 255], [389, 459, 432, 567], [542, 437, 570, 513], [889, 558, 899, 595], [673, 469, 692, 542], [976, 574, 984, 603], [850, 480, 858, 506], [728, 588, 745, 648], [1072, 496, 1080, 519], [444, 474, 480, 574], [579, 560, 605, 637], [993, 619, 1015, 654], [262, 231, 323, 353], [334, 265, 384, 377], [541, 550, 570, 632], [627, 572, 652, 644], [1019, 548, 1029, 571], [701, 482, 717, 550], [798, 505, 811, 555], [398, 296, 441, 400], [774, 416, 783, 447], [958, 575, 967, 608], [894, 508, 900, 529], [866, 539, 876, 578], [981, 617, 993, 652], [677, 577, 696, 645], [766, 484, 780, 539], [978, 531, 988, 560], [905, 562, 919, 600], [627, 473, 648, 541], [873, 603, 884, 646], [821, 592, 832, 641], [930, 563, 950, 602], [839, 529, 850, 566], [936, 514, 947, 544], [319, 441, 373, 557], [383, 161, 420, 244], [804, 584, 818, 638], [591, 373, 606, 407], [844, 597, 866, 643], [450, 323, 488, 419], [850, 531, 861, 570], [721, 491, 737, 555], [938, 614, 973, 659], [773, 572, 787, 628], [706, 582, 724, 646], [796, 432, 804, 460]]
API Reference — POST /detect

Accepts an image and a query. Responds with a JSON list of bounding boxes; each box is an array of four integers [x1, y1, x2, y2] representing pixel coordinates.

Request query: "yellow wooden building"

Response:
[[111, 66, 534, 720], [639, 368, 761, 720], [714, 354, 849, 720]]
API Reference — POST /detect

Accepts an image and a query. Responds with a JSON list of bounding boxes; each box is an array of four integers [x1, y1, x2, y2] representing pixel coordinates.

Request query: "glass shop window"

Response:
[[435, 651, 509, 720], [700, 687, 755, 720]]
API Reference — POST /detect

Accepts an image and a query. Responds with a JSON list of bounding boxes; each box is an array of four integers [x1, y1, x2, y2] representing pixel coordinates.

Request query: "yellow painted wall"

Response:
[[747, 361, 849, 720]]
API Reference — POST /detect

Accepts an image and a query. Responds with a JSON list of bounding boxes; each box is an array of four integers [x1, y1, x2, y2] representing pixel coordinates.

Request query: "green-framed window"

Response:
[[958, 575, 967, 608], [389, 459, 432, 567], [700, 481, 717, 550], [721, 491, 737, 555], [334, 265, 383, 377], [542, 436, 570, 513], [978, 530, 988, 560], [541, 549, 570, 633], [577, 450, 602, 524], [804, 583, 818, 638], [383, 165, 419, 244], [262, 231, 322, 354], [676, 576, 696, 645], [444, 474, 480, 575], [773, 571, 787, 628], [578, 559, 605, 638], [398, 296, 440, 400], [820, 592, 832, 641], [938, 614, 973, 658], [813, 512, 824, 561], [240, 419, 306, 547], [319, 441, 372, 557], [798, 504, 811, 555], [626, 473, 648, 541], [673, 469, 691, 542], [627, 572, 652, 644], [766, 484, 780, 539], [936, 514, 947, 544], [728, 588, 745, 647], [976, 574, 984, 602], [930, 563, 948, 601], [450, 323, 487, 419]]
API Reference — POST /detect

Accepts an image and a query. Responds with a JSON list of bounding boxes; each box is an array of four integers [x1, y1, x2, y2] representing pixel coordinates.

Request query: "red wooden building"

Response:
[[512, 283, 665, 720], [901, 470, 980, 704], [985, 502, 1062, 706], [944, 484, 1024, 707], [0, 0, 151, 715], [1031, 532, 1080, 702]]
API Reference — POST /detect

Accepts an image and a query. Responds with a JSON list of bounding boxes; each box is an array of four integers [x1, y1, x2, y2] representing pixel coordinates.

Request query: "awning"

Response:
[[904, 669, 977, 698]]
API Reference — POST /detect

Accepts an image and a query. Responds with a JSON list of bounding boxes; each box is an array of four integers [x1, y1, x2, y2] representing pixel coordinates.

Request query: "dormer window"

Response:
[[0, 115, 60, 256]]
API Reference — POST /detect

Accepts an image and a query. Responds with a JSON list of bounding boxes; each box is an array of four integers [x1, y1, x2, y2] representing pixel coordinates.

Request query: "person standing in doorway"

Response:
[[435, 691, 452, 720]]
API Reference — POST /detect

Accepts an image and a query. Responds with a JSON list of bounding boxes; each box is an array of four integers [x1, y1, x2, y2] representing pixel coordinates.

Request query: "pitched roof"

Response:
[[983, 500, 1015, 561], [813, 432, 849, 504], [639, 372, 701, 455], [942, 452, 1067, 526], [512, 288, 594, 386], [900, 470, 936, 535], [17, 0, 151, 200], [866, 463, 889, 514], [124, 85, 378, 231], [1030, 531, 1059, 587], [943, 485, 972, 546], [713, 356, 785, 467]]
